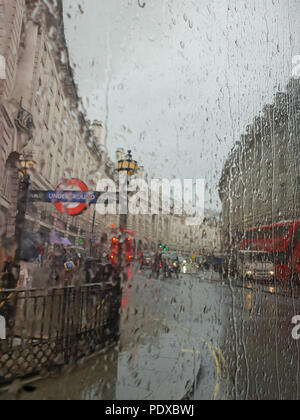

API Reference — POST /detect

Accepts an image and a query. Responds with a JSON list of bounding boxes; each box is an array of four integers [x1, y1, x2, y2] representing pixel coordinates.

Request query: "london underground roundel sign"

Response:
[[55, 179, 89, 216]]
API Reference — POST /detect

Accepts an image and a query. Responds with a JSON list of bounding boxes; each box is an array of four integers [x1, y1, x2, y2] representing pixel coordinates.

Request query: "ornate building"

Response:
[[120, 174, 221, 256], [0, 0, 221, 258], [0, 0, 116, 249], [219, 79, 300, 250], [0, 0, 32, 237]]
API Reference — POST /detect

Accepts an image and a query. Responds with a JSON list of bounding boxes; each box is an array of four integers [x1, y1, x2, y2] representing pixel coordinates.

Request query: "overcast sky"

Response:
[[63, 0, 300, 210]]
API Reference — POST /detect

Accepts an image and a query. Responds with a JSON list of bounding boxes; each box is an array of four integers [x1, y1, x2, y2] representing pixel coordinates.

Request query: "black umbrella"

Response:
[[20, 232, 40, 262]]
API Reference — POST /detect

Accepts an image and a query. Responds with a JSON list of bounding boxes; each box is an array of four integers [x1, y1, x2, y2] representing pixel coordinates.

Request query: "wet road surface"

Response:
[[2, 268, 300, 400], [121, 269, 300, 400]]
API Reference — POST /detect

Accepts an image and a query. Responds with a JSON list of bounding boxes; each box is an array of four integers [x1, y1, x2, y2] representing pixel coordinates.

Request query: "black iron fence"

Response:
[[0, 283, 121, 386]]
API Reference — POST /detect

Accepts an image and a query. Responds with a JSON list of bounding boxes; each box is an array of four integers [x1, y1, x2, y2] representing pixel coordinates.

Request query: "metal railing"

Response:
[[0, 283, 121, 386]]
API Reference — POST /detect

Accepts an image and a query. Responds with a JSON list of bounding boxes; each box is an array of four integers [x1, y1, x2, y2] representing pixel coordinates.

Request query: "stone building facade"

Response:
[[219, 79, 300, 249], [0, 0, 117, 250], [0, 0, 221, 258], [0, 0, 31, 237], [125, 196, 221, 256]]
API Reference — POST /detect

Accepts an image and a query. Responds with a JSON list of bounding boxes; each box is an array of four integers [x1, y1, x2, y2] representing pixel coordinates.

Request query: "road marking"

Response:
[[178, 319, 224, 400], [199, 337, 221, 400], [181, 349, 201, 355], [148, 315, 226, 400], [216, 346, 230, 399], [175, 318, 224, 400]]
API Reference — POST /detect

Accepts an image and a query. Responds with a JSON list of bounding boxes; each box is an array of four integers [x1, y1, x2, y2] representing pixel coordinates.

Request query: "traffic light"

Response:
[[124, 237, 134, 264], [163, 244, 169, 251], [111, 236, 119, 250], [110, 236, 119, 265]]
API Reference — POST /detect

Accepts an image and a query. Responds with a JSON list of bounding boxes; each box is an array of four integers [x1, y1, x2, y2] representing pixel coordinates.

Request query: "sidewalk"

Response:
[[0, 300, 201, 400], [0, 265, 202, 400]]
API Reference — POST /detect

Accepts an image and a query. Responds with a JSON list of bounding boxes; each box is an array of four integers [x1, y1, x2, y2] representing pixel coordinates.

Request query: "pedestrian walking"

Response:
[[37, 244, 44, 266], [49, 245, 66, 288], [84, 257, 92, 284]]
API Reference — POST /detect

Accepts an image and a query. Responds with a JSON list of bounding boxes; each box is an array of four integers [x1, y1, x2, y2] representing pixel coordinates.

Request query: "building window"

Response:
[[48, 154, 53, 181], [58, 132, 63, 153], [296, 177, 300, 200], [55, 92, 61, 112], [256, 142, 262, 158], [280, 183, 287, 206], [56, 164, 61, 185], [279, 154, 286, 174], [44, 101, 51, 129], [267, 188, 272, 203], [1, 168, 10, 201], [267, 161, 273, 178]]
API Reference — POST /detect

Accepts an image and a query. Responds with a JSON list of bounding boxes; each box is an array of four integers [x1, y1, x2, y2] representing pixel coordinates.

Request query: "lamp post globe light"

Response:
[[113, 150, 139, 282], [15, 152, 37, 265], [19, 155, 37, 175], [117, 150, 139, 230], [117, 150, 139, 177]]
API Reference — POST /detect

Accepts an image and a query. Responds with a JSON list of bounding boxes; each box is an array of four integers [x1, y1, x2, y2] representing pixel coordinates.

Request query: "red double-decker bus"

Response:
[[240, 220, 300, 282]]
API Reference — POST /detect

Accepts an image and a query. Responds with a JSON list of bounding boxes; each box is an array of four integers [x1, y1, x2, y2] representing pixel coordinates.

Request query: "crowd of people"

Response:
[[150, 251, 181, 279], [0, 234, 116, 290], [0, 236, 18, 289]]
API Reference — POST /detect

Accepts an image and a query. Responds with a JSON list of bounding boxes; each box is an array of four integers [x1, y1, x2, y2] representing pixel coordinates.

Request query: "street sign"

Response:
[[48, 191, 99, 203], [30, 190, 100, 203], [54, 179, 90, 216], [30, 180, 119, 217]]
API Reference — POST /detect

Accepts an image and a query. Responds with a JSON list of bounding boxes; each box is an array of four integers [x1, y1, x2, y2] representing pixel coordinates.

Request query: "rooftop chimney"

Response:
[[92, 120, 103, 145]]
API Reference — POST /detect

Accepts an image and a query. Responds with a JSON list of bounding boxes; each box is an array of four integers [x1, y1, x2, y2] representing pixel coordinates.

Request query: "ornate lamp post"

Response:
[[112, 150, 139, 287], [117, 150, 138, 177], [15, 152, 37, 263], [19, 155, 37, 175], [117, 150, 139, 230]]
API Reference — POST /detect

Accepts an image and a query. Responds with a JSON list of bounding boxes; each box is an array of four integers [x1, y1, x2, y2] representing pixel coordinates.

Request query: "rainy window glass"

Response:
[[1, 0, 300, 403]]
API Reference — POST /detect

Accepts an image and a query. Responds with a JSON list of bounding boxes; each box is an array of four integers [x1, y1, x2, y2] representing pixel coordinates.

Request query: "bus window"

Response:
[[292, 227, 300, 250], [276, 226, 290, 238], [275, 252, 285, 265]]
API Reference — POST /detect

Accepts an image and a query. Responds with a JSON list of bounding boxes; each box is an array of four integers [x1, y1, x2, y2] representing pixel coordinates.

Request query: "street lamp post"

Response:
[[117, 150, 139, 230], [88, 208, 97, 257], [110, 149, 138, 339], [15, 153, 37, 264]]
